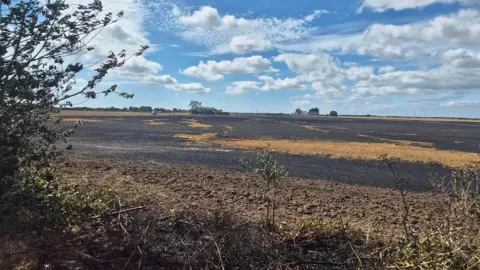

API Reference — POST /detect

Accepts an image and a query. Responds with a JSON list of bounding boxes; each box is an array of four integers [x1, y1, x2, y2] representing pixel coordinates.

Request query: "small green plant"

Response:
[[2, 168, 116, 233], [241, 141, 288, 230]]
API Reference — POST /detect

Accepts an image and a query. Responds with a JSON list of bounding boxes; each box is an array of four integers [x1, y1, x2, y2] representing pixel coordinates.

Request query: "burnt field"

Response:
[[64, 113, 480, 192]]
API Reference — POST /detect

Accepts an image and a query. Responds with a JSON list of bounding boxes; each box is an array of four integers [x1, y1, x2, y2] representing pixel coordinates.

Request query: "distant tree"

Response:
[[308, 108, 320, 115], [189, 100, 202, 110], [173, 108, 178, 112], [295, 108, 303, 115], [329, 110, 338, 116]]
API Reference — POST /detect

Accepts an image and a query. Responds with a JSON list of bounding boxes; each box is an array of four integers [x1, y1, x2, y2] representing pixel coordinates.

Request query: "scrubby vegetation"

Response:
[[189, 100, 230, 115], [1, 1, 478, 269]]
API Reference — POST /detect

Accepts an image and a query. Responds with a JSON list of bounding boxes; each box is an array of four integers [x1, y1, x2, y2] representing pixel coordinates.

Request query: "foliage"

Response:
[[295, 108, 303, 115], [240, 141, 288, 230], [189, 100, 202, 110], [0, 0, 146, 232], [329, 110, 338, 116], [189, 100, 229, 115], [382, 156, 480, 269], [1, 167, 116, 233], [308, 107, 319, 115]]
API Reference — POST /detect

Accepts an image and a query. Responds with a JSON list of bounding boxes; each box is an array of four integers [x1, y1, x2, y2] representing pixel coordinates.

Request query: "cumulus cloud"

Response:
[[166, 83, 211, 94], [182, 56, 278, 81], [378, 66, 396, 73], [351, 63, 480, 98], [226, 81, 261, 94], [112, 56, 163, 77], [141, 75, 177, 85], [278, 9, 480, 60], [359, 0, 480, 12], [274, 52, 352, 98], [225, 76, 307, 94], [228, 35, 273, 54], [441, 48, 480, 68]]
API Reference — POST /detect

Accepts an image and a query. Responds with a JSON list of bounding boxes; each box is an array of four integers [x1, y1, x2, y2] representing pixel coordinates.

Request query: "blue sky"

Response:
[[71, 0, 480, 117]]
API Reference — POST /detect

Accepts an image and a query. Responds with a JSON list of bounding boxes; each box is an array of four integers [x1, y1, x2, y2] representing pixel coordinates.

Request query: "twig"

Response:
[[204, 236, 225, 270], [117, 197, 129, 236], [349, 242, 364, 268], [91, 206, 147, 219], [122, 249, 135, 270]]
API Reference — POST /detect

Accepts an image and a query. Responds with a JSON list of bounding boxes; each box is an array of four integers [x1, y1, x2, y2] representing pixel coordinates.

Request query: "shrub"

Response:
[[240, 142, 288, 230], [308, 108, 320, 115], [382, 156, 480, 269], [329, 110, 338, 116], [0, 0, 146, 233]]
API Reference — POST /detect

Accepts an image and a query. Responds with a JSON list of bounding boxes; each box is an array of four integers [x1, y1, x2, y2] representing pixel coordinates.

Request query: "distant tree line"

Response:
[[189, 101, 230, 115], [294, 108, 338, 116], [61, 106, 188, 113]]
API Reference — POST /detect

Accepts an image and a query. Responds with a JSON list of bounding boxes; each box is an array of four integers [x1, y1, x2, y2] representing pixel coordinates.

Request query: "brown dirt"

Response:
[[58, 156, 450, 238]]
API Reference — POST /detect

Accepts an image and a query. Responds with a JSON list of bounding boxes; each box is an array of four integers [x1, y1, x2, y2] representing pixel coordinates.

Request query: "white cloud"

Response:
[[141, 75, 177, 85], [441, 100, 480, 107], [225, 76, 307, 94], [278, 9, 480, 60], [228, 35, 273, 54], [359, 0, 480, 12], [378, 66, 396, 73], [441, 48, 480, 68], [140, 75, 210, 94], [258, 76, 308, 91], [153, 5, 321, 55], [274, 52, 351, 98], [166, 83, 211, 94], [351, 63, 480, 98], [304, 10, 329, 22], [226, 81, 261, 94], [182, 55, 278, 81], [112, 56, 163, 77]]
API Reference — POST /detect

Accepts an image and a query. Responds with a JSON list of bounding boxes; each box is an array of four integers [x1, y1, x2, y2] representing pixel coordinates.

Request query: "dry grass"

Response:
[[182, 119, 213, 129], [212, 139, 480, 169], [357, 134, 434, 147], [302, 125, 330, 133], [174, 133, 217, 143], [143, 120, 170, 126], [61, 118, 100, 123], [223, 125, 234, 130]]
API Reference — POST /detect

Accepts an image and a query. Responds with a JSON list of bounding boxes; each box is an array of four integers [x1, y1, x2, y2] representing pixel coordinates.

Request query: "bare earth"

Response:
[[59, 155, 449, 237]]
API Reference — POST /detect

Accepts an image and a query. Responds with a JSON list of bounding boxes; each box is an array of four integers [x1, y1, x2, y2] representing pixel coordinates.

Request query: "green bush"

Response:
[[329, 110, 338, 116]]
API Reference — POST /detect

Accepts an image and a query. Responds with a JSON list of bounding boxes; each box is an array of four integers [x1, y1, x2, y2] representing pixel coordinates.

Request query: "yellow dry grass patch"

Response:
[[62, 118, 100, 123], [357, 134, 433, 147], [182, 119, 213, 129], [303, 125, 330, 133], [174, 133, 217, 142], [143, 120, 170, 126], [223, 125, 234, 130], [212, 139, 480, 169]]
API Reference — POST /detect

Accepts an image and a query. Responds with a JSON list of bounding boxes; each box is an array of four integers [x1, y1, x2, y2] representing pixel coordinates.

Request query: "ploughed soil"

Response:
[[59, 155, 449, 236]]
